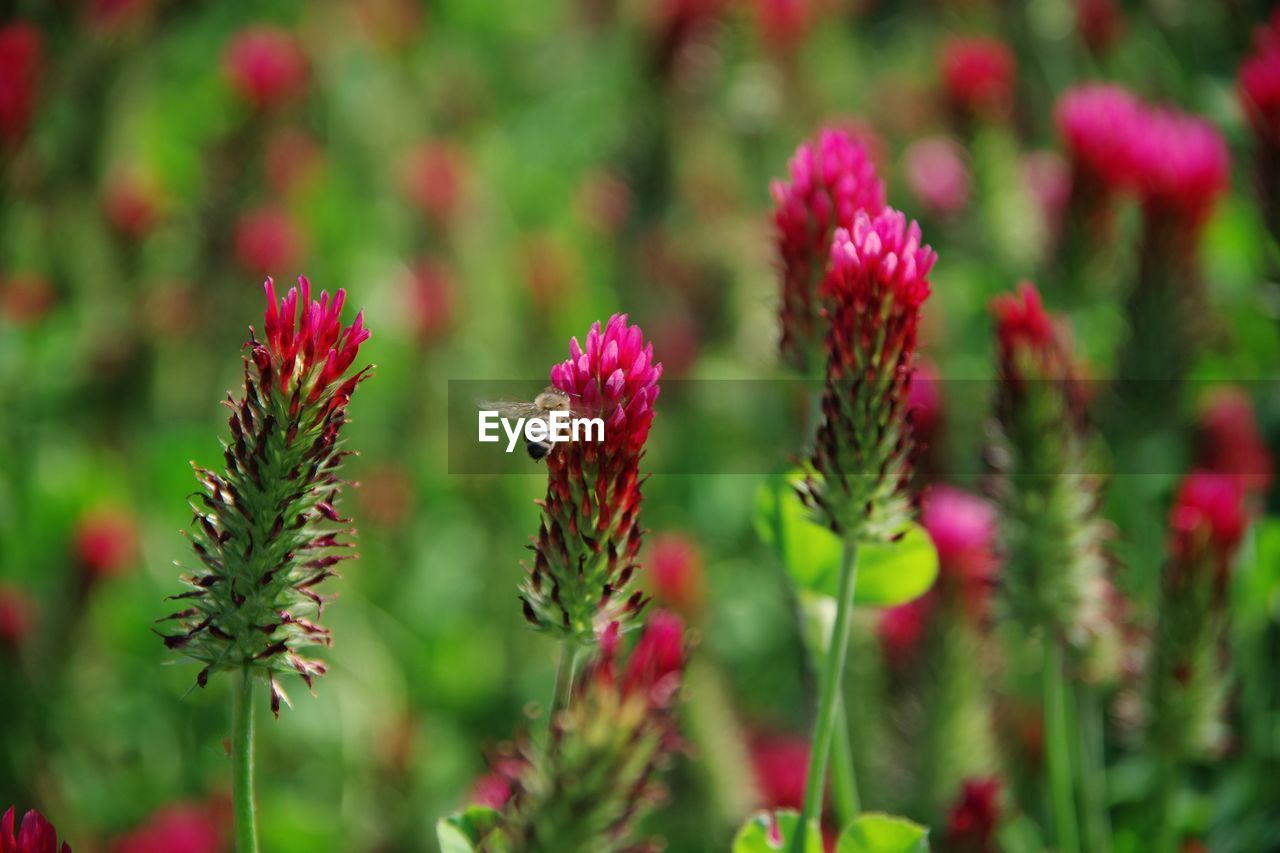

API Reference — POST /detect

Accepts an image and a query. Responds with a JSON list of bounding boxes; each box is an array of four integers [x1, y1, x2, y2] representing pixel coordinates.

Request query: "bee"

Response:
[[480, 387, 575, 461]]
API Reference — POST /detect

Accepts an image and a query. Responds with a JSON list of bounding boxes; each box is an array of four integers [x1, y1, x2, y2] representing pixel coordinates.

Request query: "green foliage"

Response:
[[437, 807, 504, 853], [732, 810, 823, 853], [835, 813, 930, 853], [756, 473, 938, 607]]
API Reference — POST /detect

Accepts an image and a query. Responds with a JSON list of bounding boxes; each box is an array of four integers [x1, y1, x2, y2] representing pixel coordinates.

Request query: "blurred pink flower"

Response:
[[753, 0, 811, 56], [111, 803, 223, 853], [1169, 472, 1247, 574], [1054, 83, 1145, 191], [234, 206, 302, 277], [0, 23, 42, 146], [1075, 0, 1123, 53], [1, 807, 70, 853], [74, 509, 138, 581], [1130, 107, 1229, 234], [402, 142, 466, 225], [647, 311, 700, 380], [405, 259, 454, 345], [878, 596, 931, 669], [939, 37, 1015, 120], [646, 532, 705, 614], [1240, 11, 1280, 144], [921, 485, 1000, 621], [748, 729, 810, 810], [1195, 389, 1273, 498], [908, 357, 944, 480], [903, 137, 969, 216], [944, 777, 1002, 852], [0, 585, 36, 652], [223, 27, 308, 111], [469, 757, 524, 810], [1, 275, 55, 325], [102, 172, 162, 240]]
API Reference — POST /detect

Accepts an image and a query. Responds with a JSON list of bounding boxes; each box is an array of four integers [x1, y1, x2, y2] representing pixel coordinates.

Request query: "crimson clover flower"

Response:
[[1241, 12, 1280, 238], [0, 23, 42, 148], [1, 807, 70, 853], [1195, 388, 1274, 498], [944, 777, 1002, 853], [1149, 471, 1247, 758], [1052, 83, 1145, 267], [921, 485, 1001, 625], [990, 283, 1114, 657], [494, 611, 687, 852], [223, 27, 308, 111], [110, 803, 224, 853], [771, 128, 886, 372], [1120, 106, 1228, 411], [1130, 107, 1229, 239], [520, 314, 661, 643], [798, 207, 934, 541], [159, 276, 371, 715], [939, 37, 1016, 122]]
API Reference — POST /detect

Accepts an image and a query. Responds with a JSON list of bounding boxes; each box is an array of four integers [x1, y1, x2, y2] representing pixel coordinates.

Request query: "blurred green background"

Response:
[[1, 0, 1278, 850]]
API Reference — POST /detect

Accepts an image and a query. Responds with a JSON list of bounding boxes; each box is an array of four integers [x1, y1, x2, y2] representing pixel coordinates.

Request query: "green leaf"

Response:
[[836, 813, 930, 853], [756, 474, 938, 606], [437, 806, 502, 853], [733, 810, 823, 852]]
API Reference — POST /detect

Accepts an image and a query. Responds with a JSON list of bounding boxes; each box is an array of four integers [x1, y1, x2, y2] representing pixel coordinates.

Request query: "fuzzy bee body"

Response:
[[480, 387, 574, 461]]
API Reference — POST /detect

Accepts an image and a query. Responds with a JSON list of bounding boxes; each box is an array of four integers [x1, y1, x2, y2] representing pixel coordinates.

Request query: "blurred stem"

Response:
[[796, 539, 860, 852], [1075, 683, 1111, 853], [231, 667, 260, 853], [1043, 638, 1080, 853], [1153, 752, 1179, 853], [830, 700, 860, 825], [550, 640, 581, 729]]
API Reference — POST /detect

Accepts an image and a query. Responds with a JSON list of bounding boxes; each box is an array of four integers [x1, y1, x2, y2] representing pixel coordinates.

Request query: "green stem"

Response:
[[796, 540, 860, 852], [1043, 638, 1080, 853], [549, 640, 580, 730], [1075, 682, 1111, 853], [830, 699, 861, 826], [231, 667, 260, 853], [1153, 752, 1180, 853]]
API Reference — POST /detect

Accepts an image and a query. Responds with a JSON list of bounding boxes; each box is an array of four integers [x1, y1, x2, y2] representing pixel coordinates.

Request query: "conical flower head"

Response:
[[1130, 107, 1229, 237], [497, 612, 686, 852], [921, 485, 1001, 623], [772, 128, 886, 371], [1150, 471, 1247, 757], [990, 283, 1113, 655], [159, 277, 371, 715], [1055, 84, 1145, 192], [799, 207, 934, 541], [521, 315, 661, 643], [1240, 11, 1280, 144]]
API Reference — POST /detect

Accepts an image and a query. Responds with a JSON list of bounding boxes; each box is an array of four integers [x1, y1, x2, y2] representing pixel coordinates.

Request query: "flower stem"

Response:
[[1043, 638, 1080, 853], [550, 640, 580, 729], [231, 667, 260, 853], [830, 699, 861, 826], [796, 539, 860, 852], [1075, 682, 1111, 853]]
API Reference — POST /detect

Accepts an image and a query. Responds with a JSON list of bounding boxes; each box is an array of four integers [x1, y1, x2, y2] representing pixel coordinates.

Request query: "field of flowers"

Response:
[[2, 0, 1279, 851]]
